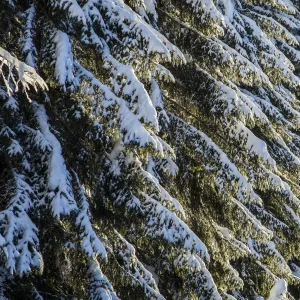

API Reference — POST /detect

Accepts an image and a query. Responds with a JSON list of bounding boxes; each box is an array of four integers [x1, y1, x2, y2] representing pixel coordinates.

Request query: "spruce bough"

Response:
[[0, 0, 300, 299]]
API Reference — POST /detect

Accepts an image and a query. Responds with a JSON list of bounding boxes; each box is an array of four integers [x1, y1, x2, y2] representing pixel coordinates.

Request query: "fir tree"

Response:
[[0, 0, 300, 299]]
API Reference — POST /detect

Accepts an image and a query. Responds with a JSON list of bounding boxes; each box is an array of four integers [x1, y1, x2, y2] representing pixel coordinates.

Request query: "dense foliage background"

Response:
[[0, 0, 300, 299]]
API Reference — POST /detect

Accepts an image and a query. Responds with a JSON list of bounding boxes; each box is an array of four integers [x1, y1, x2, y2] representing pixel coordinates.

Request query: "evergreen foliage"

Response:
[[0, 0, 300, 299]]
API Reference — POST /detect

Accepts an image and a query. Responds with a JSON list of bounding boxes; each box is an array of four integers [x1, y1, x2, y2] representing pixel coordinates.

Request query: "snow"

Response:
[[268, 279, 287, 300], [83, 0, 185, 63], [104, 54, 158, 129], [149, 78, 170, 127], [87, 260, 119, 300], [170, 113, 263, 205], [291, 262, 300, 278], [2, 0, 300, 296], [231, 197, 272, 238], [52, 30, 77, 90], [144, 265, 159, 286], [250, 205, 288, 231], [35, 104, 77, 219], [3, 96, 18, 111], [141, 0, 158, 22], [74, 61, 164, 151], [140, 167, 185, 217], [222, 0, 235, 21], [0, 46, 47, 95], [274, 12, 300, 30], [52, 0, 86, 24], [185, 0, 223, 23], [284, 204, 300, 227], [20, 5, 37, 68], [215, 224, 251, 254], [7, 140, 23, 156], [174, 251, 222, 299], [143, 194, 209, 260], [0, 172, 42, 275], [230, 121, 276, 167], [113, 231, 164, 299], [116, 100, 158, 147], [73, 172, 107, 260]]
